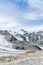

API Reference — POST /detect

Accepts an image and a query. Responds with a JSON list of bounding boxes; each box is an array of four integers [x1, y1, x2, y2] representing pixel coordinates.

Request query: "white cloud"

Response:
[[0, 2, 23, 30], [22, 12, 43, 20], [0, 17, 21, 30], [24, 25, 43, 32], [0, 17, 8, 22], [22, 13, 38, 20], [21, 0, 43, 20], [0, 0, 43, 31], [13, 24, 43, 32], [28, 0, 43, 8]]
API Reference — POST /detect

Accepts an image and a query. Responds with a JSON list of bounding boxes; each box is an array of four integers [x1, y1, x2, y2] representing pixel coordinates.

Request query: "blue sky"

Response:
[[0, 0, 43, 32]]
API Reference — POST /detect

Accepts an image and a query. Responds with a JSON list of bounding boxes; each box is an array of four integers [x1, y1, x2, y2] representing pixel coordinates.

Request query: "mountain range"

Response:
[[0, 29, 43, 55]]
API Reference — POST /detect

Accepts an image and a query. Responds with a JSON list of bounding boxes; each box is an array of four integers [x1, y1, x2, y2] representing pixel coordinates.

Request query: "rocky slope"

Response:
[[0, 34, 27, 56], [5, 34, 42, 50], [0, 50, 43, 65]]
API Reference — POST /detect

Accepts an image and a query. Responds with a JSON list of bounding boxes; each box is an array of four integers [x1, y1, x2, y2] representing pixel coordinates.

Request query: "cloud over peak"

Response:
[[0, 0, 43, 31]]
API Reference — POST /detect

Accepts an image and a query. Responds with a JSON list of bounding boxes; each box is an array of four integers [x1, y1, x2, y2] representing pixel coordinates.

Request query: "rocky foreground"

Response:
[[0, 50, 43, 65]]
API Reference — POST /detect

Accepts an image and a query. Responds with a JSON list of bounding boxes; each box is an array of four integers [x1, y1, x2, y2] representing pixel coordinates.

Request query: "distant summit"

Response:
[[0, 29, 43, 50], [0, 30, 10, 35], [0, 29, 43, 42]]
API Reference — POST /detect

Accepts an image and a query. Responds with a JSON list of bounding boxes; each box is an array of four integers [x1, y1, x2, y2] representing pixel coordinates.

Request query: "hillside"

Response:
[[0, 50, 43, 65]]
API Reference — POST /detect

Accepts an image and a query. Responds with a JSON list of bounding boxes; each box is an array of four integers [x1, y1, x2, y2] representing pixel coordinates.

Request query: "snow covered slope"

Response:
[[0, 34, 12, 48], [14, 29, 29, 41], [0, 34, 26, 56]]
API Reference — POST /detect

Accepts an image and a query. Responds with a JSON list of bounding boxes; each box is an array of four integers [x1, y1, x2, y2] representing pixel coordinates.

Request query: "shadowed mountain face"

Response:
[[5, 33, 42, 50], [0, 29, 43, 51], [5, 34, 17, 41], [14, 29, 43, 42], [0, 29, 43, 42], [0, 30, 10, 35]]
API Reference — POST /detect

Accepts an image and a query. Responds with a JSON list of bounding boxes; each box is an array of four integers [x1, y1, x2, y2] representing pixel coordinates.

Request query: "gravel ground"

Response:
[[0, 50, 43, 65]]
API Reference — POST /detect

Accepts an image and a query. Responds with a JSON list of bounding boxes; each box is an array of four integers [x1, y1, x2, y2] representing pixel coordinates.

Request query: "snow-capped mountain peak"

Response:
[[16, 29, 27, 35], [14, 29, 29, 42], [17, 29, 26, 35]]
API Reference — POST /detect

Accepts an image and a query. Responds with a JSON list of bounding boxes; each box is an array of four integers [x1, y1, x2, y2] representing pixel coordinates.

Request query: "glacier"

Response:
[[0, 34, 26, 56]]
